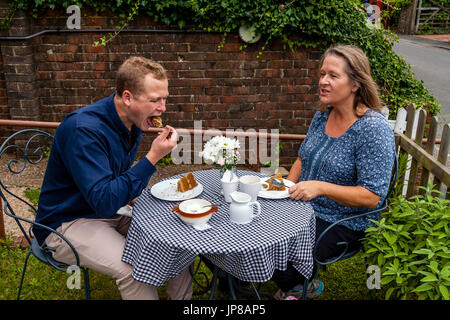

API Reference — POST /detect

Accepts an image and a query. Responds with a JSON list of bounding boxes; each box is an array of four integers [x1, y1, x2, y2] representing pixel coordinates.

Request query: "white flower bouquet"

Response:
[[200, 135, 240, 172]]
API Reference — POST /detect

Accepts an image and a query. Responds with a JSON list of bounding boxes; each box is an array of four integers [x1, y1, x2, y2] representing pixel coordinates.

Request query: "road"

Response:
[[392, 35, 450, 139]]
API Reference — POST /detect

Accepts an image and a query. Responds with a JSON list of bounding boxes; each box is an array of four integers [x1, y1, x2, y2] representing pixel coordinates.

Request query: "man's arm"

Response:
[[63, 127, 156, 217]]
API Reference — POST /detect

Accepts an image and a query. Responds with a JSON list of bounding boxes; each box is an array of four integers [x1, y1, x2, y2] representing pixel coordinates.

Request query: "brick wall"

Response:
[[0, 6, 322, 167]]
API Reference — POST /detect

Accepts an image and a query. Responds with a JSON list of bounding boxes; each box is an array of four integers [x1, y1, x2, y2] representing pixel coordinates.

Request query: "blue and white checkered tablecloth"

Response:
[[122, 169, 315, 286]]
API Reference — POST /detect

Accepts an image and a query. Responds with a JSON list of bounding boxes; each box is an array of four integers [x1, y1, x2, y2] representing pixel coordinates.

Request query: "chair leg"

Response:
[[17, 248, 32, 300], [208, 266, 219, 300], [227, 274, 237, 300], [82, 268, 91, 300], [302, 277, 309, 300], [249, 282, 261, 300]]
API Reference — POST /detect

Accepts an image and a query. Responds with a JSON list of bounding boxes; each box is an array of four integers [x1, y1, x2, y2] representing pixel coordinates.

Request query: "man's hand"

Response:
[[146, 125, 178, 165]]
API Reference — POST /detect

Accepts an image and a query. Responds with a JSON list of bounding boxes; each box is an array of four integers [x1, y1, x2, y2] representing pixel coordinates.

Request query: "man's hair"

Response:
[[116, 56, 167, 97]]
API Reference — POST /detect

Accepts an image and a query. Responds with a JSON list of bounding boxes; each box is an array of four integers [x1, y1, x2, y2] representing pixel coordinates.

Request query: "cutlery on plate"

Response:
[[271, 178, 290, 189]]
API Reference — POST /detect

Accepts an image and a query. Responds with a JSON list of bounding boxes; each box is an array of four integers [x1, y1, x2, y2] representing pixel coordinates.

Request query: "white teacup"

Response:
[[239, 175, 269, 202]]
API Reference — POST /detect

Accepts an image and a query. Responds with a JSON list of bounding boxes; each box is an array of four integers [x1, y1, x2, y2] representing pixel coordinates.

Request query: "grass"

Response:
[[0, 236, 385, 300], [23, 188, 40, 206], [1, 188, 386, 300]]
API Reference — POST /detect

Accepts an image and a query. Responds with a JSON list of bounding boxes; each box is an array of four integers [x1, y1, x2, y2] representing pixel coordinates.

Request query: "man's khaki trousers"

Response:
[[45, 215, 193, 300]]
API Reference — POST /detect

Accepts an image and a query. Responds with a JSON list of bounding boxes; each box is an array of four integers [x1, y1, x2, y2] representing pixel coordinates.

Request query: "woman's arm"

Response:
[[286, 157, 302, 183], [288, 180, 380, 209]]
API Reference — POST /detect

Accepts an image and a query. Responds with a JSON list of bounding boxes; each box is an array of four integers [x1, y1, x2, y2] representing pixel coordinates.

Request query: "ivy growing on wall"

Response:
[[5, 0, 441, 117]]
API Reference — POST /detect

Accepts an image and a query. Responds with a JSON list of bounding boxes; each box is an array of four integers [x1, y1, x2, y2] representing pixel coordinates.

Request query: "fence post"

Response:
[[432, 123, 450, 198], [406, 109, 427, 198], [415, 0, 423, 32], [419, 116, 438, 195], [401, 104, 419, 196], [394, 107, 407, 134]]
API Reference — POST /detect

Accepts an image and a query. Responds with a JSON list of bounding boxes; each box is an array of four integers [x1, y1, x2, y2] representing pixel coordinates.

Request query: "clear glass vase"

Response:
[[221, 165, 237, 182]]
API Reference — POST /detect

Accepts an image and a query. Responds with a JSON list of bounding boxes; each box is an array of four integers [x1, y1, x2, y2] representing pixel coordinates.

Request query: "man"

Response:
[[34, 56, 192, 300]]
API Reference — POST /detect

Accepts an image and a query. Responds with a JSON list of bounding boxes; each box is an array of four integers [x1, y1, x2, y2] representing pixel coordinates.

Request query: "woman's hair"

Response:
[[319, 45, 382, 116], [116, 56, 167, 97]]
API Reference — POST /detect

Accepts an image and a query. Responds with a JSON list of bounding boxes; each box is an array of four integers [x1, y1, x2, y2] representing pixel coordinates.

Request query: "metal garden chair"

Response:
[[0, 129, 90, 300], [301, 154, 399, 300]]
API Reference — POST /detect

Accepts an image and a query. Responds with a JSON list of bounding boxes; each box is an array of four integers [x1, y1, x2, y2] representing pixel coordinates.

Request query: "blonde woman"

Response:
[[272, 45, 396, 299]]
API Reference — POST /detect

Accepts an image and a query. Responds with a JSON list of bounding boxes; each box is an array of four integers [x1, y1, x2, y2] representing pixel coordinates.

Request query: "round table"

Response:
[[122, 169, 315, 286]]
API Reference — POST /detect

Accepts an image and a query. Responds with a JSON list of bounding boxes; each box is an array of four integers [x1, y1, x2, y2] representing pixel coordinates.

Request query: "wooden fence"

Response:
[[393, 104, 449, 199]]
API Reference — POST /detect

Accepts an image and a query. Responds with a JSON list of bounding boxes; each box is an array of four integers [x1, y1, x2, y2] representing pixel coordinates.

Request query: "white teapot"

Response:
[[229, 191, 261, 224]]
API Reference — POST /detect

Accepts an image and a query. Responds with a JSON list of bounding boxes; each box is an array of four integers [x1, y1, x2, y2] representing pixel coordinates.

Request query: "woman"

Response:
[[272, 45, 396, 299]]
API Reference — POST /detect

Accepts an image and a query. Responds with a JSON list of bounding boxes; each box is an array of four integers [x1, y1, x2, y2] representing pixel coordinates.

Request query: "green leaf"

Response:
[[381, 276, 394, 285], [385, 287, 395, 300], [439, 285, 449, 300], [420, 274, 437, 282], [429, 261, 439, 274], [382, 232, 397, 245], [377, 253, 385, 266], [305, 6, 313, 15], [178, 19, 186, 29], [414, 283, 433, 292]]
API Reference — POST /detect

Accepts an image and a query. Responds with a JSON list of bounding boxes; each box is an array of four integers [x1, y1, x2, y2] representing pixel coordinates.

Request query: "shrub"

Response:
[[362, 183, 450, 300]]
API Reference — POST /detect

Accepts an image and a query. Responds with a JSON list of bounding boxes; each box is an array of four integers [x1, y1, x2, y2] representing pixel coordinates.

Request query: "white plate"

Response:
[[150, 179, 203, 201], [258, 177, 295, 199]]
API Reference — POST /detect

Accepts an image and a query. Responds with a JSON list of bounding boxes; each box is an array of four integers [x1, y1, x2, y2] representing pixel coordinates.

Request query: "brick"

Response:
[[189, 43, 219, 52], [4, 55, 33, 64], [281, 85, 309, 94], [14, 64, 35, 74], [83, 45, 106, 54], [178, 70, 205, 78], [267, 60, 293, 69], [195, 95, 219, 103], [204, 104, 228, 112], [12, 45, 33, 56], [203, 120, 229, 128], [4, 74, 35, 82]]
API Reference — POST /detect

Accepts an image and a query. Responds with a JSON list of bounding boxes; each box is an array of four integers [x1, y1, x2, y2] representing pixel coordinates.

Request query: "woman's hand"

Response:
[[289, 180, 380, 208], [288, 180, 323, 201]]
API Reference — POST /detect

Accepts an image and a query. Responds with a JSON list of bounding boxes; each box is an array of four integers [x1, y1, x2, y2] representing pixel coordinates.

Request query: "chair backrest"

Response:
[[0, 129, 53, 245], [313, 152, 399, 266]]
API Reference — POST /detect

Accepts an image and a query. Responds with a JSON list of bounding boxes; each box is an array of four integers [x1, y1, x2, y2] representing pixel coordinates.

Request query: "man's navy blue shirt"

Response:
[[34, 94, 156, 244]]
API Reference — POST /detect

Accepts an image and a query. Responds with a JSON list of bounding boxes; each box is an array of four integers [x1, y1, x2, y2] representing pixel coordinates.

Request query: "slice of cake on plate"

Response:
[[177, 172, 198, 192], [265, 173, 286, 191]]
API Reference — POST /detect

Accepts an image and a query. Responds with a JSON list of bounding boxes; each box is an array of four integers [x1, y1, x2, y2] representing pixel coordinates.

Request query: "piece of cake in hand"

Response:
[[177, 172, 198, 192], [265, 173, 286, 191], [151, 116, 163, 128]]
